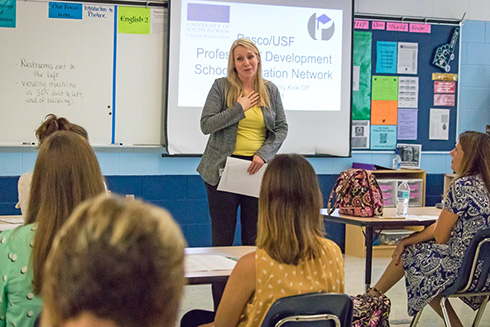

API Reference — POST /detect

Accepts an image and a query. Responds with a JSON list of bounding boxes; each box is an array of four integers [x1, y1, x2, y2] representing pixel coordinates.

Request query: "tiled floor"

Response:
[[177, 254, 490, 327]]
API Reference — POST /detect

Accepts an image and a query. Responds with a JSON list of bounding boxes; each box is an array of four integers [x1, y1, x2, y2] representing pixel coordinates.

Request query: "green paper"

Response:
[[372, 76, 398, 101], [352, 31, 372, 120], [118, 6, 150, 35]]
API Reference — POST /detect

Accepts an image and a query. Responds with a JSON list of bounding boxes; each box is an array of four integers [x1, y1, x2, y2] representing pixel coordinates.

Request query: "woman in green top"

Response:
[[0, 131, 106, 327]]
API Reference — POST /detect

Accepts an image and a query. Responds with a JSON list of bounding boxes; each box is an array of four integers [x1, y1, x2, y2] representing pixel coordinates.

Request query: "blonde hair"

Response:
[[41, 194, 186, 327], [458, 131, 490, 192], [226, 38, 270, 108], [28, 131, 105, 294], [256, 154, 325, 265]]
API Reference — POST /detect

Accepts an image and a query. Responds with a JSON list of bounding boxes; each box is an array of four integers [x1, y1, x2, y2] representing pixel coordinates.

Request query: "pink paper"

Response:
[[434, 81, 456, 94], [409, 23, 431, 33], [434, 94, 455, 106], [386, 22, 408, 32], [372, 21, 385, 30], [354, 20, 369, 29]]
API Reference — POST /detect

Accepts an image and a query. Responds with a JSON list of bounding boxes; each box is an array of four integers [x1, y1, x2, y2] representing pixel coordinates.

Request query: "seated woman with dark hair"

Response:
[[370, 131, 490, 327]]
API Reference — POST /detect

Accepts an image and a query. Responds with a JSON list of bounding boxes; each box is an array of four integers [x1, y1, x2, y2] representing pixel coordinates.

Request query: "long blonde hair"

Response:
[[41, 194, 186, 327], [458, 131, 490, 192], [28, 131, 105, 294], [256, 154, 325, 265], [226, 38, 270, 108]]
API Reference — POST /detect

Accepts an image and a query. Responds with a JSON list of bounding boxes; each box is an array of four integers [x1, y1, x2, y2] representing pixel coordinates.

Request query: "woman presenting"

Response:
[[198, 38, 288, 247]]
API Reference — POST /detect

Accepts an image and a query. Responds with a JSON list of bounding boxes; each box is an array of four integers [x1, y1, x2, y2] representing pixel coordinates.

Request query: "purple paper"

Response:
[[397, 108, 418, 140]]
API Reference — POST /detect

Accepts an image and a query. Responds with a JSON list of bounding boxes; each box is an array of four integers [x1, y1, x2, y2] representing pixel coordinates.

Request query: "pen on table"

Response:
[[21, 142, 36, 145]]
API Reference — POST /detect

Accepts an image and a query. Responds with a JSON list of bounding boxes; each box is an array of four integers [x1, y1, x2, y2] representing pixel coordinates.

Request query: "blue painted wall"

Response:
[[1, 19, 489, 248]]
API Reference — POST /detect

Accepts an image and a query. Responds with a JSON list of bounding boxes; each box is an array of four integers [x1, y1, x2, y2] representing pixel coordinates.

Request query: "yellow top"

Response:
[[233, 105, 266, 156], [237, 238, 345, 327]]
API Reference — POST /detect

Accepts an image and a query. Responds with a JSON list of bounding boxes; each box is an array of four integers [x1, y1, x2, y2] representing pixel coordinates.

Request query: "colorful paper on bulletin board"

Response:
[[372, 21, 385, 30], [376, 41, 397, 74], [371, 100, 397, 125], [49, 2, 83, 20], [432, 73, 458, 81], [352, 32, 372, 120], [371, 125, 397, 149], [398, 108, 418, 140], [118, 7, 150, 34], [372, 76, 398, 101], [0, 0, 16, 28], [434, 81, 456, 93], [434, 94, 455, 106]]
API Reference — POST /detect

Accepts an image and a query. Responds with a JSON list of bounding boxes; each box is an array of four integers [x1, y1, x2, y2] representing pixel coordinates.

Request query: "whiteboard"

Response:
[[0, 1, 166, 146]]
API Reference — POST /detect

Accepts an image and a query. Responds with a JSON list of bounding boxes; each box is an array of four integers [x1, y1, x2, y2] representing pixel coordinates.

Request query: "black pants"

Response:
[[205, 183, 258, 246], [180, 310, 215, 327]]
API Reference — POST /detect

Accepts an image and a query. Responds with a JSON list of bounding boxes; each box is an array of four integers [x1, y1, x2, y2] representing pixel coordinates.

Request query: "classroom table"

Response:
[[185, 246, 256, 285], [0, 215, 24, 232], [321, 207, 440, 290]]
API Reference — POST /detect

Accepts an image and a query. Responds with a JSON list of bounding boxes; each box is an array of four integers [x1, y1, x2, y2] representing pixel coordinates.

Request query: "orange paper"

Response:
[[371, 100, 398, 125]]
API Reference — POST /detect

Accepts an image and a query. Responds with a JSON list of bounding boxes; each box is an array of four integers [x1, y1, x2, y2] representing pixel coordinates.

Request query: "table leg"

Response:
[[364, 226, 374, 291]]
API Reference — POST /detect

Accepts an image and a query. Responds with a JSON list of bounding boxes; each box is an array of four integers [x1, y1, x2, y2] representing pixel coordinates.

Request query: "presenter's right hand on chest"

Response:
[[237, 91, 259, 111]]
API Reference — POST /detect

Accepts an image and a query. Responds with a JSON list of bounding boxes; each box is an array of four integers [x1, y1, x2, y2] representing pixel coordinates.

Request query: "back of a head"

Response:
[[41, 194, 186, 327], [257, 154, 324, 265], [35, 114, 89, 145], [35, 114, 73, 145], [28, 131, 105, 293]]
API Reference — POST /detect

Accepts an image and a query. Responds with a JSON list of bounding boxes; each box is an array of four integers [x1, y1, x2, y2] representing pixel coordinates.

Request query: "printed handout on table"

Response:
[[376, 41, 397, 74], [429, 108, 450, 140], [397, 42, 418, 74], [371, 125, 396, 150], [397, 109, 418, 140], [398, 77, 418, 108], [352, 120, 370, 149]]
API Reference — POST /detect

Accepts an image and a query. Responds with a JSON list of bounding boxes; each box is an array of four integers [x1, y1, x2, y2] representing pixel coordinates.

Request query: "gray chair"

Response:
[[410, 227, 490, 327], [260, 293, 353, 327]]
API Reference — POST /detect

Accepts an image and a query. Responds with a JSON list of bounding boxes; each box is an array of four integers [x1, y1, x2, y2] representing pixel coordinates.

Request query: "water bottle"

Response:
[[396, 181, 410, 217], [392, 149, 401, 170]]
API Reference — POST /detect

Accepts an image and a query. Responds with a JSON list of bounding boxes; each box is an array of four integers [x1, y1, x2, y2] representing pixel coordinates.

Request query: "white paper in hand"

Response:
[[217, 157, 267, 198]]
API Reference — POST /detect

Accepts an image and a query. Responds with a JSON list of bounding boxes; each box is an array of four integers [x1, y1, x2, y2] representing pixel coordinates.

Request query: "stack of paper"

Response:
[[185, 254, 237, 273]]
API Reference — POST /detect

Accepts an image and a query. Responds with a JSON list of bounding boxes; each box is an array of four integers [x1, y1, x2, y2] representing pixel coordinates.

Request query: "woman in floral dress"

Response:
[[370, 131, 490, 327]]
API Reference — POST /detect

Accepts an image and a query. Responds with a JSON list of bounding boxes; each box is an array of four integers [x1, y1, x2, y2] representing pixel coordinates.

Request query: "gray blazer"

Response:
[[197, 78, 288, 186]]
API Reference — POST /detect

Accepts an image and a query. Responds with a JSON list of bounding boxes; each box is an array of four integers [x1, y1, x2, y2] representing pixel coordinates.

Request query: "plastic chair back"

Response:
[[442, 227, 490, 296], [260, 293, 353, 327]]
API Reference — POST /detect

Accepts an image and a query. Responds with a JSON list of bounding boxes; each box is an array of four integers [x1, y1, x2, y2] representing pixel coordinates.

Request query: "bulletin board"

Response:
[[351, 16, 461, 152]]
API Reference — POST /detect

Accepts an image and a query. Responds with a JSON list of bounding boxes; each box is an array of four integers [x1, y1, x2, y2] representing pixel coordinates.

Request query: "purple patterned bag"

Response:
[[327, 169, 384, 217], [351, 292, 391, 327]]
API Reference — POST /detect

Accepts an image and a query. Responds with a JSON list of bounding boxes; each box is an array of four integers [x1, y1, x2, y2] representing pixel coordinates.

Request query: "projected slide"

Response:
[[177, 0, 343, 111], [167, 0, 352, 156]]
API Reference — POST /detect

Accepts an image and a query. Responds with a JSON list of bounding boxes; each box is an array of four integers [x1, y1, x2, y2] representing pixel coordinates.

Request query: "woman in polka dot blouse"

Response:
[[0, 132, 106, 327], [181, 154, 345, 327]]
